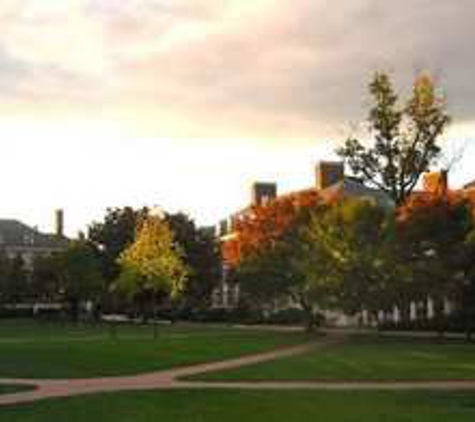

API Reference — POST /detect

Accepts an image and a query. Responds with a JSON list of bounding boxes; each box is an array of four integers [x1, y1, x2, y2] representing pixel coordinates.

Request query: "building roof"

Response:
[[0, 219, 68, 249], [464, 179, 475, 190], [320, 178, 394, 208]]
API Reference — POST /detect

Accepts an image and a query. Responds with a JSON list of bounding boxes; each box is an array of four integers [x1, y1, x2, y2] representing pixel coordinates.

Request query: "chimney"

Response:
[[251, 182, 277, 206], [316, 161, 344, 190], [55, 209, 64, 237], [423, 170, 448, 195]]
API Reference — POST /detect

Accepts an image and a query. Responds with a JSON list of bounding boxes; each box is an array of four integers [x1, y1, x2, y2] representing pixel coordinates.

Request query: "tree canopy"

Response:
[[116, 214, 188, 304], [88, 206, 149, 282], [165, 212, 221, 310], [338, 72, 450, 205]]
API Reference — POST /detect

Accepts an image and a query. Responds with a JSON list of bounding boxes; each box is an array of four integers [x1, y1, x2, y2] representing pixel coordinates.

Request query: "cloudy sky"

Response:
[[1, 0, 475, 235]]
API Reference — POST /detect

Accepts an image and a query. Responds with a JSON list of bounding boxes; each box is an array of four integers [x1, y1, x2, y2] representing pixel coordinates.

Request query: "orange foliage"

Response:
[[463, 189, 475, 215], [222, 179, 475, 268], [397, 189, 474, 223], [222, 189, 321, 266]]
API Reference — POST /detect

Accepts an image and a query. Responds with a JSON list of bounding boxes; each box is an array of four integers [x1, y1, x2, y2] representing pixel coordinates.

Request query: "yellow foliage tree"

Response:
[[116, 215, 187, 322]]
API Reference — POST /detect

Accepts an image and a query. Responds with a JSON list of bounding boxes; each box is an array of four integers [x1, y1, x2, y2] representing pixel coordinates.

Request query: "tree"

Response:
[[116, 215, 188, 325], [31, 254, 60, 303], [54, 242, 104, 320], [304, 199, 395, 323], [1, 254, 29, 305], [396, 192, 474, 335], [0, 250, 11, 304], [232, 194, 330, 331], [463, 228, 475, 340], [224, 190, 321, 266], [236, 228, 327, 331], [165, 212, 221, 311], [338, 72, 450, 205], [88, 207, 149, 282]]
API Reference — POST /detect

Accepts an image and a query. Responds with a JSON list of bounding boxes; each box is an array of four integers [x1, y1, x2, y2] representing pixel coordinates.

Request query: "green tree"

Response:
[[303, 199, 394, 322], [55, 242, 104, 320], [31, 254, 60, 303], [165, 212, 221, 311], [2, 254, 29, 305], [338, 72, 450, 205], [237, 203, 334, 331], [0, 250, 11, 304], [116, 215, 188, 326], [88, 207, 149, 282]]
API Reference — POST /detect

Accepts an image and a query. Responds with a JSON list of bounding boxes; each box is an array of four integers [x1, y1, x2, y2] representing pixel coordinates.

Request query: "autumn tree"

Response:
[[116, 214, 187, 328], [464, 228, 475, 340], [230, 192, 329, 330], [396, 192, 474, 335], [224, 190, 320, 266], [338, 72, 450, 205]]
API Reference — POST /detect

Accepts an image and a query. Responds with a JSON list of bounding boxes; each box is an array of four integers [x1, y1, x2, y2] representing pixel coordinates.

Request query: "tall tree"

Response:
[[116, 215, 188, 323], [232, 194, 329, 331], [338, 72, 450, 205], [88, 207, 149, 282], [396, 192, 474, 334], [31, 254, 60, 303], [223, 190, 320, 266], [303, 199, 394, 321], [55, 241, 104, 320], [165, 212, 221, 310]]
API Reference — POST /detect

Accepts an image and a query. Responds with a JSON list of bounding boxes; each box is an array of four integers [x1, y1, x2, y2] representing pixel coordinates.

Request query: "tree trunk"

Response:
[[302, 303, 319, 333]]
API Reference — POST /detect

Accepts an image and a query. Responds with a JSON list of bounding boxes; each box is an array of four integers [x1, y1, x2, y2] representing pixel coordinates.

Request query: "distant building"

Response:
[[0, 210, 68, 267]]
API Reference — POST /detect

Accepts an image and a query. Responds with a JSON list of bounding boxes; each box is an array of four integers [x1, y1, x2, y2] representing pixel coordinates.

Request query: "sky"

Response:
[[1, 0, 475, 236]]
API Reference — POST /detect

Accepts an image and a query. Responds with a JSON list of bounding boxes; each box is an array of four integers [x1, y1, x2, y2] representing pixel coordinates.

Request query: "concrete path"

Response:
[[2, 335, 475, 407]]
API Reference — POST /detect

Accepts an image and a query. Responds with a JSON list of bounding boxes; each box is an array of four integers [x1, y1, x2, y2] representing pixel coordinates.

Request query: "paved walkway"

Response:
[[2, 335, 475, 407], [0, 342, 317, 406]]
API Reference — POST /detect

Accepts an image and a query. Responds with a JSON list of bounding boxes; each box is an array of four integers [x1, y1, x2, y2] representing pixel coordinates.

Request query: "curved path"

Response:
[[0, 342, 316, 406], [2, 335, 475, 407]]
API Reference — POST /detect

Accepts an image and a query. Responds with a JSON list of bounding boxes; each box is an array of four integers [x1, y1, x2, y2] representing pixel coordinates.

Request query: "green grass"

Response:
[[0, 320, 309, 379], [2, 390, 475, 421], [0, 385, 34, 395], [192, 336, 475, 382]]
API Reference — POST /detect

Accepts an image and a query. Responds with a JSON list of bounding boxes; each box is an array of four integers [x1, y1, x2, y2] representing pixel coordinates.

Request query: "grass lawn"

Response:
[[2, 390, 475, 421], [0, 385, 34, 395], [192, 335, 475, 382], [0, 319, 309, 379]]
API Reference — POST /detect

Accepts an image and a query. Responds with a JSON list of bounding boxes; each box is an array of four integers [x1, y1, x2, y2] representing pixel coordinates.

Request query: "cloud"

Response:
[[1, 1, 475, 141]]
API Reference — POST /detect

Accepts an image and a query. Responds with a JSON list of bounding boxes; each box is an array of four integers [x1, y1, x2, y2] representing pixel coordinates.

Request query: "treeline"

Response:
[[228, 191, 475, 337], [226, 71, 475, 337], [0, 207, 221, 321]]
